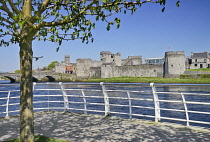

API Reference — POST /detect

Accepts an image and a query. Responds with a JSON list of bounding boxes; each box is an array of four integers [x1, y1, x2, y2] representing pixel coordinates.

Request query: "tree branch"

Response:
[[0, 2, 14, 19], [8, 0, 21, 15], [0, 16, 13, 25], [35, 0, 99, 28], [32, 0, 50, 23], [93, 0, 159, 9]]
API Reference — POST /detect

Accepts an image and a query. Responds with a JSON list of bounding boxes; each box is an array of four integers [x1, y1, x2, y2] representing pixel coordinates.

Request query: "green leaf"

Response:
[[176, 1, 180, 7], [161, 7, 165, 12], [56, 47, 60, 52], [106, 25, 110, 31]]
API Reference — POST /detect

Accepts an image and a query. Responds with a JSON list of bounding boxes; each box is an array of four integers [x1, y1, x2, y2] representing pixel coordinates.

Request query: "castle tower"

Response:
[[65, 55, 70, 64], [100, 51, 121, 66], [164, 51, 185, 77]]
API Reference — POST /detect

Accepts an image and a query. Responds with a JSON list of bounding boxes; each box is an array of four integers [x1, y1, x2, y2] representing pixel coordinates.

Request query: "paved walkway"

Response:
[[0, 111, 210, 142]]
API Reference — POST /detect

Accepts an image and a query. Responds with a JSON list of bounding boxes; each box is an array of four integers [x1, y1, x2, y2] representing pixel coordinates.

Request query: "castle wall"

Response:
[[101, 64, 163, 78], [76, 51, 186, 79], [76, 58, 92, 79], [89, 67, 101, 78], [55, 63, 65, 73], [92, 60, 102, 67]]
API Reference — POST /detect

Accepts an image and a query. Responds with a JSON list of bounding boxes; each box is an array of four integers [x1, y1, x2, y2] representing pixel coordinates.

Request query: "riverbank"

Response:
[[2, 76, 210, 84], [83, 76, 210, 84], [1, 111, 210, 142]]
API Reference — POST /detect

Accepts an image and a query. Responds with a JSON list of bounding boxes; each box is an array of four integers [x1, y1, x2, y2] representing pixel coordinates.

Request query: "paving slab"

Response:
[[0, 111, 210, 142]]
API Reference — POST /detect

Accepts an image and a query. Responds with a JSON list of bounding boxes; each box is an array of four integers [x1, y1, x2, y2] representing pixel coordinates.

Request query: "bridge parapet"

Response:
[[0, 73, 76, 82]]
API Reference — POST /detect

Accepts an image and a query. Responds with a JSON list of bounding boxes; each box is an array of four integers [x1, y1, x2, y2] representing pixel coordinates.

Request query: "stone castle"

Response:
[[55, 51, 210, 79], [75, 51, 185, 79]]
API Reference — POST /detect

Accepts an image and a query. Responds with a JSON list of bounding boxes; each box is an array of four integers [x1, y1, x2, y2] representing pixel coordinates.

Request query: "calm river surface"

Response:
[[0, 80, 210, 128]]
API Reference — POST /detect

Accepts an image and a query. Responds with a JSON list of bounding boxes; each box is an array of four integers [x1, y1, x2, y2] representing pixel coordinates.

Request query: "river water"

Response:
[[0, 80, 210, 128]]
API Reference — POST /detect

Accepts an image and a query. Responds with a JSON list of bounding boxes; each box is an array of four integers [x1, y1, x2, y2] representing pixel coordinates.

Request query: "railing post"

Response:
[[150, 83, 161, 122], [127, 91, 132, 119], [181, 92, 189, 127], [33, 82, 36, 91], [59, 82, 69, 111], [5, 90, 11, 118], [100, 82, 110, 116], [81, 90, 87, 115]]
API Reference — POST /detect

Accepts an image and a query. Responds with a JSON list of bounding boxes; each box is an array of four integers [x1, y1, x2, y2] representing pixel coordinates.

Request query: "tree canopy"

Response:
[[0, 0, 180, 141], [0, 0, 180, 49], [47, 61, 59, 70]]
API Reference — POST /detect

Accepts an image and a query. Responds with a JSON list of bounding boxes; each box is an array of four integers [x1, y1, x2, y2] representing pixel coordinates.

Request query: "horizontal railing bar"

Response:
[[68, 101, 105, 106], [159, 108, 185, 112], [157, 91, 210, 96], [66, 95, 154, 102], [187, 110, 210, 115], [85, 102, 105, 106], [8, 103, 19, 106], [108, 97, 154, 101], [66, 95, 104, 99], [130, 113, 156, 118], [68, 108, 105, 113], [0, 90, 20, 92], [132, 105, 155, 109], [160, 116, 187, 122], [34, 107, 64, 110], [109, 104, 154, 110], [110, 111, 132, 115], [188, 120, 210, 125], [34, 82, 210, 87], [0, 97, 9, 100], [33, 101, 64, 104], [85, 109, 105, 113], [9, 97, 20, 99], [68, 101, 86, 104], [109, 111, 156, 118], [109, 104, 132, 107], [3, 110, 20, 114], [34, 95, 63, 97], [36, 88, 152, 94], [158, 100, 182, 103], [185, 101, 210, 105]]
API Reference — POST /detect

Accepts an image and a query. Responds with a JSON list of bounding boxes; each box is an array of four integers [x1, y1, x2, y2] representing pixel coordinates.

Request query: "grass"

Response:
[[84, 76, 210, 84], [5, 135, 69, 142], [186, 68, 210, 72]]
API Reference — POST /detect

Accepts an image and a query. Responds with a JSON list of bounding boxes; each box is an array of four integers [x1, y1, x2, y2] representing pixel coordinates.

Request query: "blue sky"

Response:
[[0, 0, 210, 72]]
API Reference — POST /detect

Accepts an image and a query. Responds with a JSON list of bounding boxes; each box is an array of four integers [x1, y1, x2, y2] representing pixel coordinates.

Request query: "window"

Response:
[[195, 59, 197, 62], [200, 64, 203, 68], [195, 64, 197, 67]]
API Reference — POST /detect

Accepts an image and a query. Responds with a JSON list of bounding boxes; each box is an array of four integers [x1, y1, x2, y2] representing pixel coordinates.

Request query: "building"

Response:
[[55, 55, 76, 74], [145, 57, 165, 65], [76, 51, 185, 79], [188, 52, 210, 69], [55, 51, 210, 79]]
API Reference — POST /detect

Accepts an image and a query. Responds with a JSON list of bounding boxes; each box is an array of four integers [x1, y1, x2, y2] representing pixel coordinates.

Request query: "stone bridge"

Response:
[[0, 73, 71, 83]]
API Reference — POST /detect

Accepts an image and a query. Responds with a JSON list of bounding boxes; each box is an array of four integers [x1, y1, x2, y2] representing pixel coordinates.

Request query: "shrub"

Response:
[[197, 74, 210, 78]]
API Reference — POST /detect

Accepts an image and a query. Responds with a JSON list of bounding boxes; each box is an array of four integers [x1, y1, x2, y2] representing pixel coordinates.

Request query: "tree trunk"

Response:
[[19, 38, 34, 142]]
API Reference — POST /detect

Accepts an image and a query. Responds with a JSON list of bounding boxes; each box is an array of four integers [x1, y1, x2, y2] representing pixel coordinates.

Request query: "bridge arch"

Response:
[[4, 76, 16, 83], [45, 76, 55, 82], [33, 77, 38, 82]]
